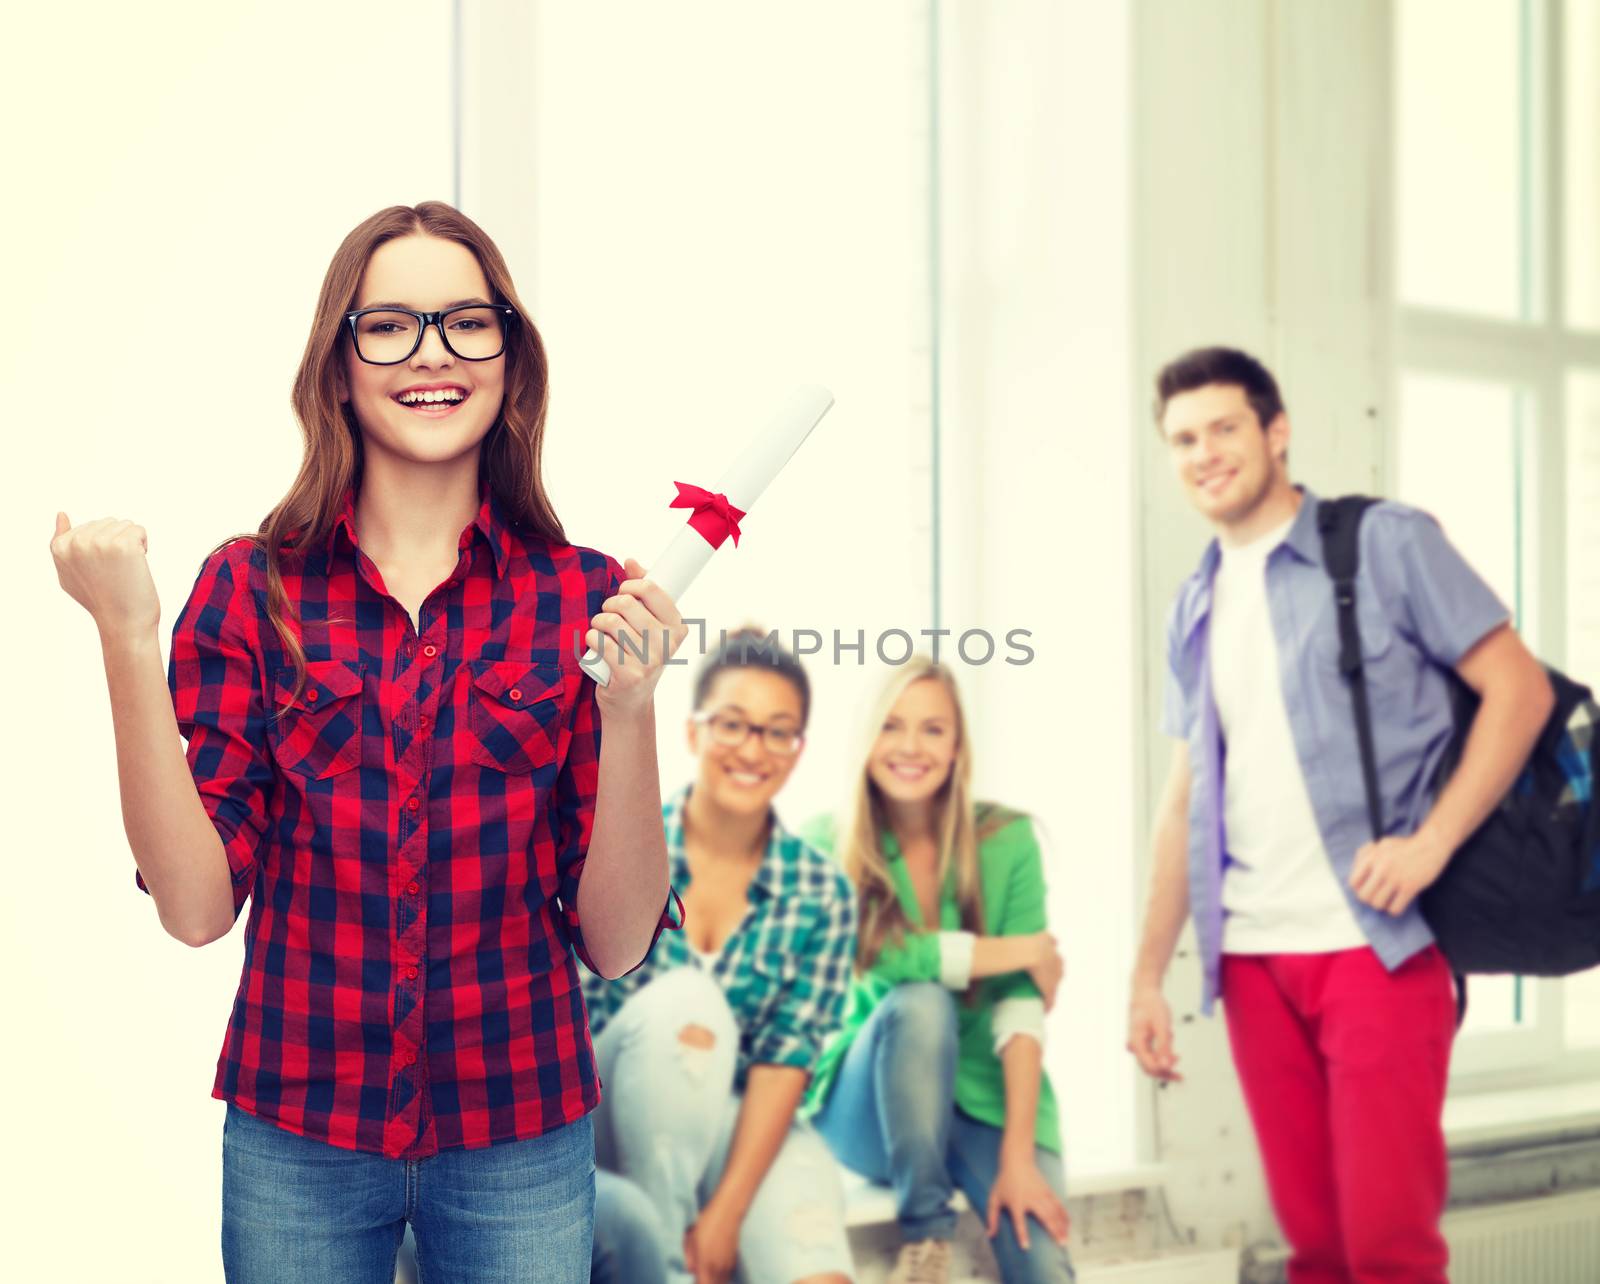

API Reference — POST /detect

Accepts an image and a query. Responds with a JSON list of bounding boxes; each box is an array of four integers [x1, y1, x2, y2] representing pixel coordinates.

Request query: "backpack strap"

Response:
[[1316, 495, 1384, 840], [1317, 494, 1468, 1027]]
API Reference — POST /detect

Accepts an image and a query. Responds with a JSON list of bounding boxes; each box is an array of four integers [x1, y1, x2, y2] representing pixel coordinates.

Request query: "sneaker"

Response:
[[888, 1237, 952, 1284]]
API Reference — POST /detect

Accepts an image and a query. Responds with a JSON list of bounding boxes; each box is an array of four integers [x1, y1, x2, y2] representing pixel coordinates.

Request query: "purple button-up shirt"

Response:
[[1162, 488, 1509, 1013]]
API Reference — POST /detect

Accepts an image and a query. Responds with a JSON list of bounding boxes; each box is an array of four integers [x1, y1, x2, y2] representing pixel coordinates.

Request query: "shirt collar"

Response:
[[1195, 483, 1321, 585], [666, 782, 791, 900], [332, 476, 514, 581], [1279, 485, 1323, 565]]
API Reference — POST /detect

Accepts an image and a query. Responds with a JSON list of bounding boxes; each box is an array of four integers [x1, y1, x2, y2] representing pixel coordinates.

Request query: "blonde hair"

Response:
[[838, 658, 1021, 972]]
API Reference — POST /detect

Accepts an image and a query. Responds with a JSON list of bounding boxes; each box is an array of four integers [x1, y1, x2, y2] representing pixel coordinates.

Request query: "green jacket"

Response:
[[800, 806, 1062, 1154]]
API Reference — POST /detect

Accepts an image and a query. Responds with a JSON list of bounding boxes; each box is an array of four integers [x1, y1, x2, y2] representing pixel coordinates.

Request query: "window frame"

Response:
[[1387, 0, 1600, 1086]]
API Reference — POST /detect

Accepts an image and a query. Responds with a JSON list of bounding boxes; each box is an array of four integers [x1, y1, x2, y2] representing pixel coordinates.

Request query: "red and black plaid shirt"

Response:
[[139, 479, 678, 1158]]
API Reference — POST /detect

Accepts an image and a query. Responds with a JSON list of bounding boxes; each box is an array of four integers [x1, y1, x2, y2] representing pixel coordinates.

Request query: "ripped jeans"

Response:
[[591, 966, 855, 1284]]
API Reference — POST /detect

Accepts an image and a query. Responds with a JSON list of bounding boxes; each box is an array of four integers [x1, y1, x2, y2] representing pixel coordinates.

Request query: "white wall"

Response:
[[5, 5, 453, 1280], [935, 0, 1139, 1176]]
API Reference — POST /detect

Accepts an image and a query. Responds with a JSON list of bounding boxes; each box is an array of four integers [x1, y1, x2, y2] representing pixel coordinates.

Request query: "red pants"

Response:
[[1221, 946, 1457, 1284]]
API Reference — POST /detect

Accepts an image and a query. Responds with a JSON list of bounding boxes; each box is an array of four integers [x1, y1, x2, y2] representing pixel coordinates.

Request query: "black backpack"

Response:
[[1317, 496, 1600, 984]]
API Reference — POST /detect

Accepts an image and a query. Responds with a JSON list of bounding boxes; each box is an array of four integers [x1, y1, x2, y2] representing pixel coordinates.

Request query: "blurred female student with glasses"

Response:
[[583, 629, 858, 1284], [803, 658, 1076, 1284], [49, 201, 684, 1283]]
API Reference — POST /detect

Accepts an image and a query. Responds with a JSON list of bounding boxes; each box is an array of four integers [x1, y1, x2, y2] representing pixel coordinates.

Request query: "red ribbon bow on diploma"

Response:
[[671, 481, 747, 549]]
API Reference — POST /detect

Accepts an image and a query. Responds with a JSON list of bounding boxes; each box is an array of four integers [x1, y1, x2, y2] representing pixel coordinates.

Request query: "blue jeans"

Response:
[[812, 982, 1075, 1284], [222, 1102, 594, 1283], [398, 1184, 657, 1284], [590, 966, 854, 1284]]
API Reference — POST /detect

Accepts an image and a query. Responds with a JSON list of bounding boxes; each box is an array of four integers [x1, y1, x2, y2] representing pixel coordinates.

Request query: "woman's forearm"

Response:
[[578, 705, 671, 978], [705, 1064, 810, 1221], [102, 626, 235, 946], [970, 933, 1047, 979], [998, 1034, 1044, 1165]]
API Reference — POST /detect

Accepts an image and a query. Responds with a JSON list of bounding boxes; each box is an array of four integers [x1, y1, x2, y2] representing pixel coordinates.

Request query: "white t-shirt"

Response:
[[1210, 514, 1367, 953]]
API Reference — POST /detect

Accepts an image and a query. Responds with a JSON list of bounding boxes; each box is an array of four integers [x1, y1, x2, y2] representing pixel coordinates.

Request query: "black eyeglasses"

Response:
[[343, 304, 518, 365], [692, 709, 806, 757]]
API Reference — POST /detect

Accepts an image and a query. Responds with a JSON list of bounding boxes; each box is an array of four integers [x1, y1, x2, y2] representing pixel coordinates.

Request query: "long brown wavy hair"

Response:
[[838, 658, 1023, 973], [211, 202, 567, 707]]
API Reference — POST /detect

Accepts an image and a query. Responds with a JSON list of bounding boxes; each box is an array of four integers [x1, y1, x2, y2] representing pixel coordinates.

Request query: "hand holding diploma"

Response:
[[585, 557, 691, 719], [580, 384, 835, 686]]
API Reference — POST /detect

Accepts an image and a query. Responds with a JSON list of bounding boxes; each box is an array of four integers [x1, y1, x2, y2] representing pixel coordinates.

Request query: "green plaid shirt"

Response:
[[581, 784, 857, 1087]]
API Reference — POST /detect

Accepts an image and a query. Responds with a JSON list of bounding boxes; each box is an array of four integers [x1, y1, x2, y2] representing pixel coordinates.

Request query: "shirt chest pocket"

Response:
[[737, 947, 796, 1026], [1314, 593, 1412, 708], [269, 659, 366, 779], [745, 910, 815, 998], [466, 659, 567, 774], [750, 944, 798, 985], [1314, 592, 1395, 664]]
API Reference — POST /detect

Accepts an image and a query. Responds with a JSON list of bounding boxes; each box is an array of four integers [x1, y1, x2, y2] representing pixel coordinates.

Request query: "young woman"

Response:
[[805, 658, 1075, 1284], [582, 629, 858, 1284], [49, 202, 685, 1283]]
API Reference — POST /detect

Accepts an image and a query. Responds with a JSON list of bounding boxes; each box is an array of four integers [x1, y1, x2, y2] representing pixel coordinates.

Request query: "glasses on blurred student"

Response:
[[343, 304, 518, 365], [692, 710, 805, 757]]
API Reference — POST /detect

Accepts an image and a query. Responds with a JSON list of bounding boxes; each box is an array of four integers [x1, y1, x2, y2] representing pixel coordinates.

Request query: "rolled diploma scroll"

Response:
[[579, 383, 835, 686]]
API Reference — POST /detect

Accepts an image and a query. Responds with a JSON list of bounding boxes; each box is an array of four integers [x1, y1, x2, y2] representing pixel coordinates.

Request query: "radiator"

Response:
[[1444, 1190, 1600, 1284]]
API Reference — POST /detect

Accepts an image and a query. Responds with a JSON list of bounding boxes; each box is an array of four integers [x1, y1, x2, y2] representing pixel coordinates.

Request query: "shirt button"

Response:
[[406, 880, 419, 895], [404, 1052, 417, 1067], [422, 644, 438, 658], [406, 966, 418, 980], [508, 687, 522, 702], [418, 716, 430, 732], [407, 797, 420, 813], [306, 690, 318, 703]]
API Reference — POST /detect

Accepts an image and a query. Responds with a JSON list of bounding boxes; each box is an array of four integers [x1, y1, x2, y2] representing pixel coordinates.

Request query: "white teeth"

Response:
[[398, 389, 466, 405]]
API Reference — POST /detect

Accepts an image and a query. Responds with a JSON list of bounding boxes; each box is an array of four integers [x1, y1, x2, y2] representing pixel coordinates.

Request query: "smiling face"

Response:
[[334, 233, 507, 466], [687, 668, 807, 818], [1160, 382, 1290, 529], [868, 676, 959, 808]]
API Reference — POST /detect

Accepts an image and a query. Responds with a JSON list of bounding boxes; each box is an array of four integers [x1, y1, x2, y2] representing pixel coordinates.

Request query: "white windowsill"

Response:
[[1444, 1081, 1600, 1150]]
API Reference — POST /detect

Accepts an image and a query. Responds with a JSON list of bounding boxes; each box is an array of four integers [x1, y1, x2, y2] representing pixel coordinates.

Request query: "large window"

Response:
[[1393, 0, 1600, 1077]]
